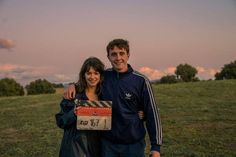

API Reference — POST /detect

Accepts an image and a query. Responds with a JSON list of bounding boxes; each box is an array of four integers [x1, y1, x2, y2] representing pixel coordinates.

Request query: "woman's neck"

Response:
[[85, 87, 98, 101]]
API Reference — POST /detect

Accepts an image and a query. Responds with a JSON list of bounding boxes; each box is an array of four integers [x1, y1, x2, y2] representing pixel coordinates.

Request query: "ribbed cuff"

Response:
[[151, 144, 161, 152]]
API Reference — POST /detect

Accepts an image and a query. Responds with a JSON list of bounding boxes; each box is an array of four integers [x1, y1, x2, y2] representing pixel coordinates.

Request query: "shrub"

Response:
[[0, 78, 24, 96], [160, 75, 178, 84], [26, 79, 55, 95]]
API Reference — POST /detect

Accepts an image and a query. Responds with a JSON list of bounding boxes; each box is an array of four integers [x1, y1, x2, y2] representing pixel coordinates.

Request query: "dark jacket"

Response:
[[101, 65, 162, 152], [55, 92, 101, 157]]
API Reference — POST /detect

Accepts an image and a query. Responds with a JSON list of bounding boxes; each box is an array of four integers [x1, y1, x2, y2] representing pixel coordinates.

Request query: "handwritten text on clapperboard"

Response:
[[74, 99, 112, 130]]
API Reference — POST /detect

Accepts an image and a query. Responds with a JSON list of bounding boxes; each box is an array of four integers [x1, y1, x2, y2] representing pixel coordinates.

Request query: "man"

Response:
[[64, 39, 162, 157]]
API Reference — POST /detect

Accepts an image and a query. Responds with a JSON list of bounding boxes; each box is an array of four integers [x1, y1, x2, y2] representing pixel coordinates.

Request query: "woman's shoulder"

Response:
[[75, 92, 88, 100]]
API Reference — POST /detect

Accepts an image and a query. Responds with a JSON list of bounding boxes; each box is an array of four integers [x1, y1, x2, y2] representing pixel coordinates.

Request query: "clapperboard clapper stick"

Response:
[[74, 99, 112, 130]]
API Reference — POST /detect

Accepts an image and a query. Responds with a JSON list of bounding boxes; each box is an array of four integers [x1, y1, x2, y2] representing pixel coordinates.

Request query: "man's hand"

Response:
[[149, 151, 160, 157], [63, 84, 76, 99], [138, 111, 144, 120]]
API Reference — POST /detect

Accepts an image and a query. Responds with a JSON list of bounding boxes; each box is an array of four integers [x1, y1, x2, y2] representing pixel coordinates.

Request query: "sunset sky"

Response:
[[0, 0, 236, 85]]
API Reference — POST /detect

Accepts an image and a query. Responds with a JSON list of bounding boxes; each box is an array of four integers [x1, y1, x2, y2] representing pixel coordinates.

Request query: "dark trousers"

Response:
[[101, 138, 145, 157]]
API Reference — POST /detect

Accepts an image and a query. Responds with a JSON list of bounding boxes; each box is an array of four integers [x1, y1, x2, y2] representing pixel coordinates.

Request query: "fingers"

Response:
[[138, 111, 144, 119], [69, 84, 76, 99], [149, 151, 160, 157], [74, 107, 77, 115], [63, 90, 69, 99], [63, 84, 76, 99], [72, 87, 76, 98]]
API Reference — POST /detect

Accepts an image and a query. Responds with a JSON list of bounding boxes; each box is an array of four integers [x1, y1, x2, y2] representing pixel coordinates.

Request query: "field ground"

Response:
[[0, 80, 235, 157]]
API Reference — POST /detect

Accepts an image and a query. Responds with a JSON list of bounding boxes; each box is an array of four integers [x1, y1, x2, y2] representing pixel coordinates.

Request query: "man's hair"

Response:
[[76, 57, 105, 95], [106, 39, 129, 56]]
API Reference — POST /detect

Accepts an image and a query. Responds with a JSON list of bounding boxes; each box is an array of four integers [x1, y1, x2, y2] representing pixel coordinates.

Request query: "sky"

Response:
[[0, 0, 236, 85]]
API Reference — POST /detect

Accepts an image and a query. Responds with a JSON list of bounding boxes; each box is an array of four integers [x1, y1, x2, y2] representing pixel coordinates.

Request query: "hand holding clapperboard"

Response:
[[74, 99, 112, 130]]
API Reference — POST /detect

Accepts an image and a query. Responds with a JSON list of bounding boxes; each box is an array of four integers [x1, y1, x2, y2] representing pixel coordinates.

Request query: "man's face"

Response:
[[107, 46, 129, 72]]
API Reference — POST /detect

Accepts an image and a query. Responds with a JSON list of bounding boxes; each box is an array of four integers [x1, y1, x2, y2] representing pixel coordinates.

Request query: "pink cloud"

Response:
[[0, 63, 74, 85], [209, 68, 219, 76], [196, 66, 219, 79], [0, 38, 15, 50], [0, 64, 18, 71], [139, 66, 177, 80], [138, 67, 164, 80], [164, 67, 176, 75]]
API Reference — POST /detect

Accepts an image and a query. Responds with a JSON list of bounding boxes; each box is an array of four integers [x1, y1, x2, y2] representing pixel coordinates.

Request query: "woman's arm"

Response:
[[55, 99, 77, 129]]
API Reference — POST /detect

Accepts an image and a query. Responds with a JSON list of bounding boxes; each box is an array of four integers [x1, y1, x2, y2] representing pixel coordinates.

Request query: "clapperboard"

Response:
[[74, 99, 112, 130]]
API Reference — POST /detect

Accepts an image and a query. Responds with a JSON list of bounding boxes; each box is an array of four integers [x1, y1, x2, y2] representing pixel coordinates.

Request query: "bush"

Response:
[[26, 79, 56, 95], [215, 60, 236, 80], [160, 75, 178, 84], [0, 78, 24, 96]]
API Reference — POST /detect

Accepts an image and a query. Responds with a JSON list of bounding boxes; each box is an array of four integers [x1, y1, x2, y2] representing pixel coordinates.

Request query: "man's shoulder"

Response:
[[104, 68, 113, 75], [132, 70, 150, 81], [103, 69, 113, 79], [105, 68, 113, 72]]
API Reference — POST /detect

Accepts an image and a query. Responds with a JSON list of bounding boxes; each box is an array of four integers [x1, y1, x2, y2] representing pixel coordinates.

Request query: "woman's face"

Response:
[[85, 67, 101, 88]]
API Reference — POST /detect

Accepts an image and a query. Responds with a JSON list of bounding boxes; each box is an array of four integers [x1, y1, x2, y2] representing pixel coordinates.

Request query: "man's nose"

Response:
[[116, 54, 121, 60]]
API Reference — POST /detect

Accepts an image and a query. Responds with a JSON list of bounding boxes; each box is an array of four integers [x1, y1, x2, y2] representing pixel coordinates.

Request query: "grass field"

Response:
[[0, 80, 235, 157]]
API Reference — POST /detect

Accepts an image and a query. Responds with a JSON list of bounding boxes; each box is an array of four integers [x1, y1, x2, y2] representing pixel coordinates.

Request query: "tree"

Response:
[[175, 63, 198, 82], [215, 60, 236, 80], [214, 72, 223, 80], [0, 78, 24, 96], [160, 75, 178, 84], [26, 79, 56, 95]]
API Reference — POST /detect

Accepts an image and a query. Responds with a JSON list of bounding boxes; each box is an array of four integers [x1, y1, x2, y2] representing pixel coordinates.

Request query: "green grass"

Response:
[[0, 80, 236, 157], [0, 94, 63, 157]]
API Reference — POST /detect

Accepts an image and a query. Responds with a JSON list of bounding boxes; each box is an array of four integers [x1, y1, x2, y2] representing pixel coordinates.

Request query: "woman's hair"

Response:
[[76, 57, 105, 95]]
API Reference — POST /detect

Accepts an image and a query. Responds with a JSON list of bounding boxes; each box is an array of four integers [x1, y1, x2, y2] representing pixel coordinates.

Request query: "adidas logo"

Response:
[[125, 93, 132, 100]]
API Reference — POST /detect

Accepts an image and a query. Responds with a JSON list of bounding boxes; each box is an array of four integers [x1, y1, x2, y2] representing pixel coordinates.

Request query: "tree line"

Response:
[[158, 60, 236, 84], [0, 60, 235, 97], [0, 78, 63, 97]]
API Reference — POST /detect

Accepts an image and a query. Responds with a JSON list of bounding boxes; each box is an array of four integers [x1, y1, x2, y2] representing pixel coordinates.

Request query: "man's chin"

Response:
[[114, 67, 122, 71]]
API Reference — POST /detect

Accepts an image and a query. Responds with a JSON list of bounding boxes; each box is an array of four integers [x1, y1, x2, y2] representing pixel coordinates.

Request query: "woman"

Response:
[[56, 57, 104, 157]]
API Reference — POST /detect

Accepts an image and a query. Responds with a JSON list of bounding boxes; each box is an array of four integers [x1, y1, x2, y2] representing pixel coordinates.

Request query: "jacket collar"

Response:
[[112, 64, 133, 76]]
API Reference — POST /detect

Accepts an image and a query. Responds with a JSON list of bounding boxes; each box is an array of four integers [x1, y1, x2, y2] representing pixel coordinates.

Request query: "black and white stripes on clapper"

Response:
[[74, 99, 112, 108]]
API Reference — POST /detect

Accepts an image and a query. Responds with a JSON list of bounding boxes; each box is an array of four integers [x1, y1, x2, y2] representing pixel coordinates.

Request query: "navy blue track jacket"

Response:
[[101, 65, 162, 152]]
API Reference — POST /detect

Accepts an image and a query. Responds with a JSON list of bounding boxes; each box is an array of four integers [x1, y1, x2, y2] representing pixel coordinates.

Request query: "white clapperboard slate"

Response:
[[74, 99, 112, 130]]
